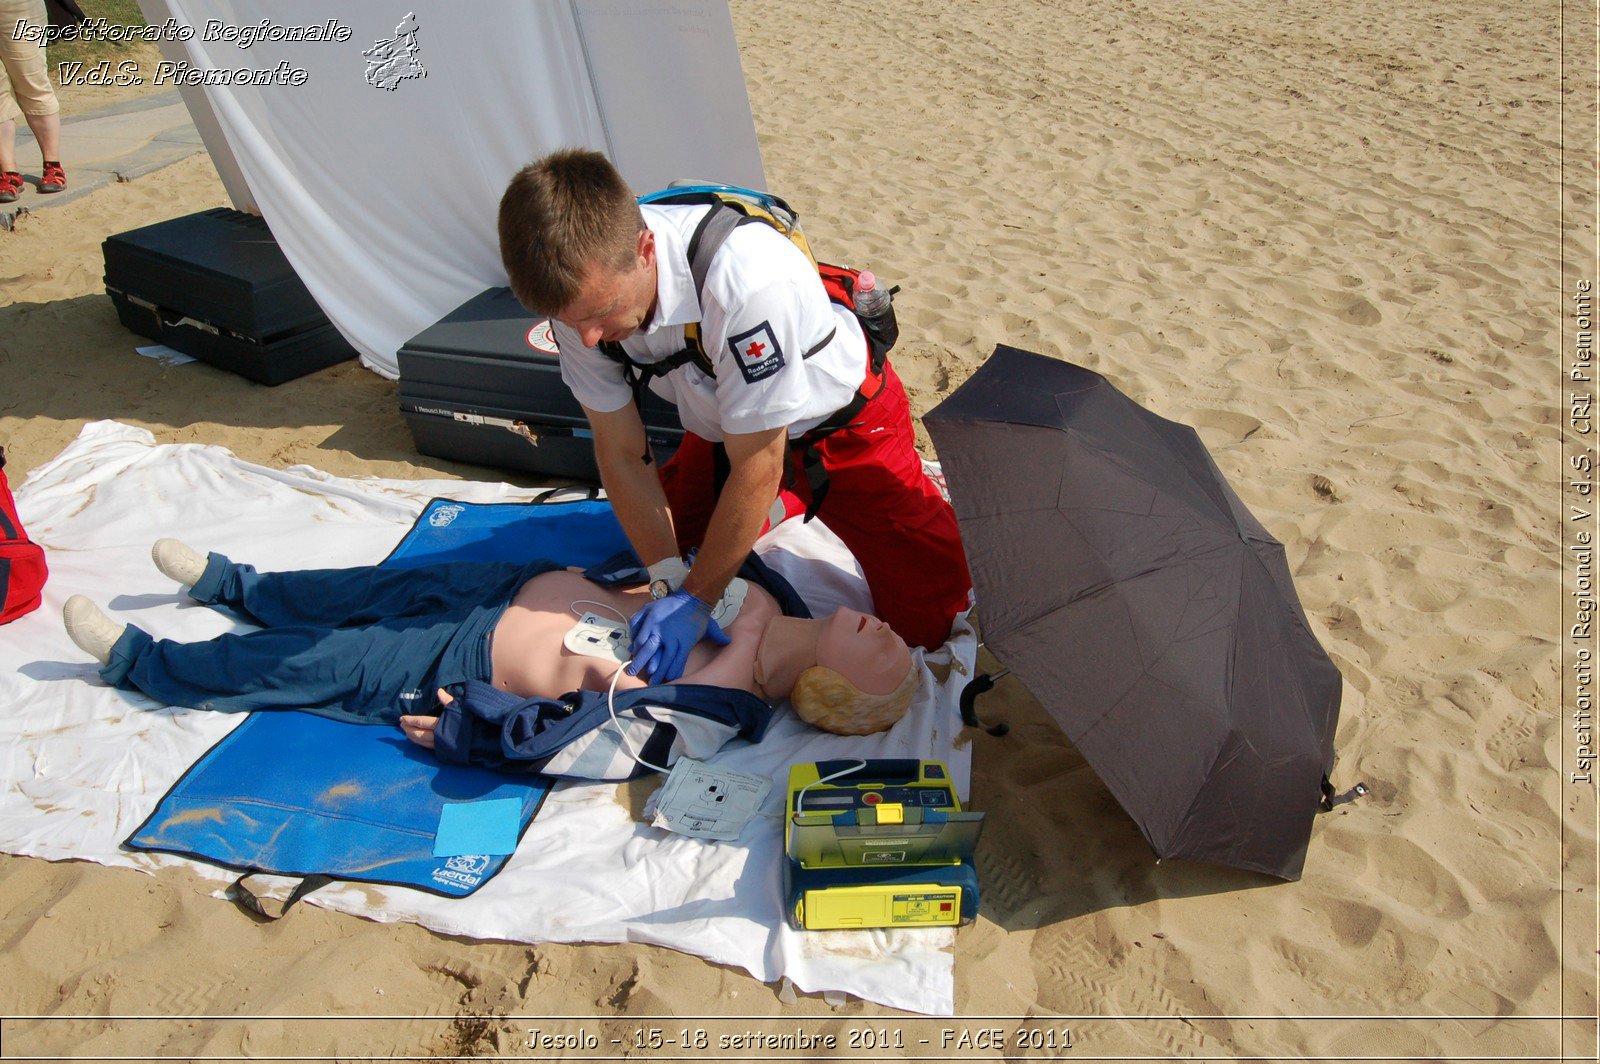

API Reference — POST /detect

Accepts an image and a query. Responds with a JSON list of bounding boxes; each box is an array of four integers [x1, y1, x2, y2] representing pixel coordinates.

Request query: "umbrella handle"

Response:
[[959, 673, 1010, 737], [1319, 777, 1369, 812]]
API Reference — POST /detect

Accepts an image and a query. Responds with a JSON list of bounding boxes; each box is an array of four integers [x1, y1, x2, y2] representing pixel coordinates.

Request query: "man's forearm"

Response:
[[681, 432, 787, 606], [581, 402, 683, 568], [596, 446, 681, 568]]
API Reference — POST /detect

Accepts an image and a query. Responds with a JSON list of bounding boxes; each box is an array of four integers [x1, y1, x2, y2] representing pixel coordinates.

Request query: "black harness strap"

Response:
[[599, 339, 704, 463], [788, 364, 889, 523], [599, 204, 840, 465], [686, 205, 745, 298], [598, 203, 753, 462], [598, 200, 887, 513]]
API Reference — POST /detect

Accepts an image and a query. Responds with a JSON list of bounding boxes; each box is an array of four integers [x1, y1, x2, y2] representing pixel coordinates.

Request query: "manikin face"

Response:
[[814, 608, 913, 695], [553, 229, 658, 348]]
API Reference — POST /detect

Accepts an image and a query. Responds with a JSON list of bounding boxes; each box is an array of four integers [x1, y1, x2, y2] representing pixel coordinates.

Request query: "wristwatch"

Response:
[[648, 578, 672, 600]]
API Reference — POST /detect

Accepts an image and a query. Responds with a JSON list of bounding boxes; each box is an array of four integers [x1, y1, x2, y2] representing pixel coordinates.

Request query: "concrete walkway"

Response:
[[2, 89, 202, 229]]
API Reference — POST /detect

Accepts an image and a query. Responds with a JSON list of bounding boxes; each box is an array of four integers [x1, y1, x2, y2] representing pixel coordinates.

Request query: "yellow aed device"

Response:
[[783, 759, 984, 931]]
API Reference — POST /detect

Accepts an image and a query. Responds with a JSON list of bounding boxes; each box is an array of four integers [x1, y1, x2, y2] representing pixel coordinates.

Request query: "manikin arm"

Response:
[[400, 706, 442, 749]]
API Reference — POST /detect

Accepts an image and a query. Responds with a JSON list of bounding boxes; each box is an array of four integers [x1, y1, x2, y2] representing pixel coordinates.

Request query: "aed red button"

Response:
[[863, 793, 882, 805]]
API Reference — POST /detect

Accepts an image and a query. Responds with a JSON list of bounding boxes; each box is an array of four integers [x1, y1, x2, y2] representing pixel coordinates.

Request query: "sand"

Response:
[[1, 0, 1594, 1059]]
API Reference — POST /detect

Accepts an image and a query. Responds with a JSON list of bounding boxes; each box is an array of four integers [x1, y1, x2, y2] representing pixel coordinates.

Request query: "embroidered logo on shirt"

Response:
[[728, 321, 785, 384]]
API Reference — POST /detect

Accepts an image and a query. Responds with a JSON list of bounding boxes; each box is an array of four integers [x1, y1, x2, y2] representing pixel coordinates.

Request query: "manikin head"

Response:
[[755, 608, 918, 736], [497, 148, 658, 346]]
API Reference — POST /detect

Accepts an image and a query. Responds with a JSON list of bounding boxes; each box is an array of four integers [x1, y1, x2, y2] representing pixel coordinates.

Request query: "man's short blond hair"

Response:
[[790, 664, 920, 736], [497, 148, 644, 316]]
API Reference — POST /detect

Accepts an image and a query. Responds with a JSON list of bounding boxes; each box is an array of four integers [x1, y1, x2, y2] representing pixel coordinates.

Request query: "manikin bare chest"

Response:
[[486, 569, 775, 701]]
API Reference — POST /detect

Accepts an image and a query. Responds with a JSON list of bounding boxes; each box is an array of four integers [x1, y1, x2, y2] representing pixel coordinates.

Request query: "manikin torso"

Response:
[[488, 569, 779, 700]]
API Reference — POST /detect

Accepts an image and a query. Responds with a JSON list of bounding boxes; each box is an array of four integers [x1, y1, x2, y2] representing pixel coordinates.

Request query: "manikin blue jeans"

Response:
[[99, 555, 562, 725]]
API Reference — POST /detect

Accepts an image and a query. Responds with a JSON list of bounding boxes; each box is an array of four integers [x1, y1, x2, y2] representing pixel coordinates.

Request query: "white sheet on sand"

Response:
[[1, 423, 975, 1015]]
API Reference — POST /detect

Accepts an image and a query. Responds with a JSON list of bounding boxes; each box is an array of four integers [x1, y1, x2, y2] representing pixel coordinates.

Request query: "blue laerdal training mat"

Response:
[[124, 496, 632, 897], [382, 494, 627, 569]]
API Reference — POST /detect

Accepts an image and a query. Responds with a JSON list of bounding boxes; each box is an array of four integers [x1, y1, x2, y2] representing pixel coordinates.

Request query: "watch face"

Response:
[[649, 579, 672, 600]]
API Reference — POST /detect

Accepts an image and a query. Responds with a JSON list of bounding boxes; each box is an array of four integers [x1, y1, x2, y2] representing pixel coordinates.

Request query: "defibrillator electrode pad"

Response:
[[711, 577, 748, 628], [564, 579, 746, 665], [563, 612, 630, 664], [646, 758, 771, 841]]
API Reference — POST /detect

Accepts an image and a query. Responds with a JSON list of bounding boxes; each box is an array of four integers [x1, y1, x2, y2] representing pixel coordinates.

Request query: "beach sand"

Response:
[[0, 0, 1593, 1058]]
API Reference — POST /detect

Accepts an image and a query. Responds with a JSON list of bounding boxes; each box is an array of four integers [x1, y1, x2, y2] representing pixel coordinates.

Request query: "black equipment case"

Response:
[[397, 287, 684, 482], [102, 208, 357, 386]]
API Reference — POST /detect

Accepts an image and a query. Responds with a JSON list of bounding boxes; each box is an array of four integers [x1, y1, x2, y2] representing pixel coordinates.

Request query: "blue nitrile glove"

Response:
[[628, 588, 730, 683]]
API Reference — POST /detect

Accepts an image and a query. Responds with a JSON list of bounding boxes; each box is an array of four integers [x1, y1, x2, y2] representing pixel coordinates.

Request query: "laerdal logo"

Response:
[[428, 504, 465, 527], [446, 854, 489, 875], [364, 12, 425, 90], [432, 853, 489, 889]]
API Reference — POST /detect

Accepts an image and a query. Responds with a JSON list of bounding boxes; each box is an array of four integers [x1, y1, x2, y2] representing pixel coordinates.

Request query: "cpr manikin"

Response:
[[403, 574, 918, 745], [61, 540, 919, 743]]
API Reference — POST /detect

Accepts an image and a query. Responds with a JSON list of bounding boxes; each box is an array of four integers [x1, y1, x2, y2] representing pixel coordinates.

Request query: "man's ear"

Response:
[[637, 227, 656, 268]]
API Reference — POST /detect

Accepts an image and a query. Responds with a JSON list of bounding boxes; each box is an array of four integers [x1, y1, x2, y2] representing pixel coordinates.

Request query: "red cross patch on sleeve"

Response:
[[727, 321, 785, 384]]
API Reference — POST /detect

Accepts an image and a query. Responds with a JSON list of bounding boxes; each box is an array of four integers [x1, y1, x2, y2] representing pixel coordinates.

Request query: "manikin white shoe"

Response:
[[152, 538, 207, 588], [63, 595, 126, 665]]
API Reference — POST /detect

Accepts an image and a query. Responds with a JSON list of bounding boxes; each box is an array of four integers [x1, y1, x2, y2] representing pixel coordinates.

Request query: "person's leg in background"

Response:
[[0, 0, 63, 194], [25, 107, 59, 189], [0, 75, 22, 202]]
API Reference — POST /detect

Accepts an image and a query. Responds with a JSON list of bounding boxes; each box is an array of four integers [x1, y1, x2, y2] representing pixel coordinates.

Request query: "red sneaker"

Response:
[[38, 162, 65, 193], [0, 172, 20, 203]]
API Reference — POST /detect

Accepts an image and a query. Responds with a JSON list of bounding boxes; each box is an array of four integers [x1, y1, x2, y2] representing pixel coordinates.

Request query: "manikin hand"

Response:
[[398, 689, 447, 748], [628, 588, 729, 684]]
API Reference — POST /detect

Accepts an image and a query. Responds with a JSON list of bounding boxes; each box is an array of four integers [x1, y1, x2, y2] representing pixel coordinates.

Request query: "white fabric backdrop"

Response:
[[133, 0, 767, 378]]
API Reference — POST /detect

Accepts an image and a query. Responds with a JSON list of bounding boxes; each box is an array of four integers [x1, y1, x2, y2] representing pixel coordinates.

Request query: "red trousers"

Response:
[[658, 363, 972, 650]]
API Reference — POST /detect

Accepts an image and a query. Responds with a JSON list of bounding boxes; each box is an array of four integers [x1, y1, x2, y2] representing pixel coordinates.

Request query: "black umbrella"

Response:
[[925, 345, 1342, 880]]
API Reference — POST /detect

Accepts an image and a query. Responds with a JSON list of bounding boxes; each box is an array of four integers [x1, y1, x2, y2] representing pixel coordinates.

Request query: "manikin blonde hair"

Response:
[[790, 662, 921, 736]]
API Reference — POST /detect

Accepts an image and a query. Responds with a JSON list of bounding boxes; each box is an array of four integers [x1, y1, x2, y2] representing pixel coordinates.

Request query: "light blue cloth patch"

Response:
[[435, 797, 525, 857]]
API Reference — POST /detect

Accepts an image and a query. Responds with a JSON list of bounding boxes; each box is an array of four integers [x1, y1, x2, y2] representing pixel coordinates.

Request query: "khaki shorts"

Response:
[[0, 0, 58, 124]]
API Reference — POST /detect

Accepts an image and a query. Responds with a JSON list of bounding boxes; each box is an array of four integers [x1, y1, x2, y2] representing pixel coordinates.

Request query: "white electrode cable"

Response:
[[794, 758, 870, 817], [563, 599, 672, 775], [570, 599, 628, 624], [604, 657, 672, 776]]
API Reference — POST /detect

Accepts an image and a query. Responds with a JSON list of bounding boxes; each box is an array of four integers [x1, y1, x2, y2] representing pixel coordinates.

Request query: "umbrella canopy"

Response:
[[924, 346, 1342, 880]]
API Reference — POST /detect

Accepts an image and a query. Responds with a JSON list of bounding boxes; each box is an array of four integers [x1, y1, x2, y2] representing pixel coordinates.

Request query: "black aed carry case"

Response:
[[397, 287, 684, 482], [102, 208, 357, 386]]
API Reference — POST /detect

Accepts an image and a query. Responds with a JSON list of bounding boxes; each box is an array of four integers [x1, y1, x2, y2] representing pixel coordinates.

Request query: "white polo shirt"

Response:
[[553, 203, 867, 442]]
